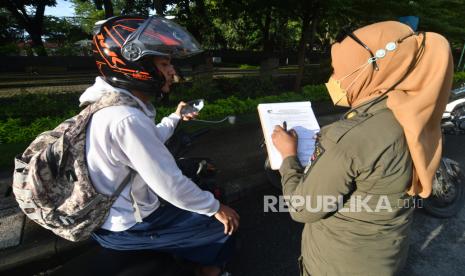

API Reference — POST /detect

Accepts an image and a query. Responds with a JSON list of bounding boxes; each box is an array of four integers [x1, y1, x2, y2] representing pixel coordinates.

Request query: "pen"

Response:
[[283, 121, 287, 131]]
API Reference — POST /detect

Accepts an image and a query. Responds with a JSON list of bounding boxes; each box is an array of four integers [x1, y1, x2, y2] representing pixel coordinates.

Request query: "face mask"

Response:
[[325, 77, 350, 107], [325, 56, 376, 107]]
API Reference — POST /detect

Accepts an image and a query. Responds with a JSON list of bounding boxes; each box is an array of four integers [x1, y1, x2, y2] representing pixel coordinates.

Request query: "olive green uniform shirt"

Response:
[[280, 99, 414, 276]]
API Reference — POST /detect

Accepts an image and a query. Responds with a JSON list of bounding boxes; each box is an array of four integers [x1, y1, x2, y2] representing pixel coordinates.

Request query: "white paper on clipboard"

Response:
[[258, 101, 320, 170]]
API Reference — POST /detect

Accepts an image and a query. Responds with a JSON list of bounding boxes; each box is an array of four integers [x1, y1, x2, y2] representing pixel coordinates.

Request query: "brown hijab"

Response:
[[330, 21, 454, 198]]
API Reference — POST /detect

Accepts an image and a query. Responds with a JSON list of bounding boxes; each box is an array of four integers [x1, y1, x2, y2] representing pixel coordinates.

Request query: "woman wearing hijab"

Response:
[[272, 21, 453, 275]]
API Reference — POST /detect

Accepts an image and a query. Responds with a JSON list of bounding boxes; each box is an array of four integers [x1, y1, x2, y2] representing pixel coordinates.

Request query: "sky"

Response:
[[43, 0, 165, 18], [44, 0, 75, 17]]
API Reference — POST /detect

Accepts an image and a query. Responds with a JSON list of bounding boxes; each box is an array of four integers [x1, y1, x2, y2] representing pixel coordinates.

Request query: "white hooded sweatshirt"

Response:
[[81, 77, 219, 231]]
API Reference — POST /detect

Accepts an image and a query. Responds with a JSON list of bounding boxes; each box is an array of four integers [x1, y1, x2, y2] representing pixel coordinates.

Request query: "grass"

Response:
[[238, 64, 260, 70]]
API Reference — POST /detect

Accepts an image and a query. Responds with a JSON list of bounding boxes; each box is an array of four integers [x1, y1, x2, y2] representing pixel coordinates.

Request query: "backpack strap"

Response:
[[112, 168, 143, 223], [112, 169, 135, 197]]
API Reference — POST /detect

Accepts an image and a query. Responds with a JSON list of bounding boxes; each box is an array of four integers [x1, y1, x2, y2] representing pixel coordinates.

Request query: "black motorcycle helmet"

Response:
[[92, 15, 202, 93]]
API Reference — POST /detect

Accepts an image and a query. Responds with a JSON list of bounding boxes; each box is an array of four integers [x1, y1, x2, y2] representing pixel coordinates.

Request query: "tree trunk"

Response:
[[262, 8, 273, 55], [294, 13, 312, 92], [103, 0, 114, 18], [153, 0, 165, 16], [307, 10, 319, 65], [294, 0, 321, 92], [29, 30, 47, 56], [32, 2, 47, 56], [192, 0, 208, 42], [3, 1, 48, 56]]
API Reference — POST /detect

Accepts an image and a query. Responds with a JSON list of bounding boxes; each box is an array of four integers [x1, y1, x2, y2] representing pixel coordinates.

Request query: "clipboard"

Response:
[[257, 101, 320, 170]]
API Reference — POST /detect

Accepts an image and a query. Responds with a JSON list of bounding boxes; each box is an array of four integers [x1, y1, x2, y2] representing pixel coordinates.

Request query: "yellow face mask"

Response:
[[325, 56, 376, 107], [325, 77, 350, 107]]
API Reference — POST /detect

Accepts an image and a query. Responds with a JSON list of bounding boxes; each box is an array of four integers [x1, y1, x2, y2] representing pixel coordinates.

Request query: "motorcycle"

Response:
[[423, 85, 465, 218], [262, 86, 465, 218], [166, 127, 224, 201], [441, 85, 465, 135]]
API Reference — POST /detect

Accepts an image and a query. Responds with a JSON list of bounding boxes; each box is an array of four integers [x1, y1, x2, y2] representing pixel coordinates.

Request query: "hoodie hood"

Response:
[[80, 77, 156, 119]]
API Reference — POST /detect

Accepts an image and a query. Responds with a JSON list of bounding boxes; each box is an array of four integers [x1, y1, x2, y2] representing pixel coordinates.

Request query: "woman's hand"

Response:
[[272, 125, 298, 160], [214, 204, 240, 235], [175, 101, 198, 121]]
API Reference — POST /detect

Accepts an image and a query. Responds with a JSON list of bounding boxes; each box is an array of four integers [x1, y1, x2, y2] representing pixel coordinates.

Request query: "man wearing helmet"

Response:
[[82, 15, 238, 276]]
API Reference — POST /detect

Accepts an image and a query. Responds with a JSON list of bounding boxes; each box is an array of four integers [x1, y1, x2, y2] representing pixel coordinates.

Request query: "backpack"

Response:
[[12, 92, 141, 242]]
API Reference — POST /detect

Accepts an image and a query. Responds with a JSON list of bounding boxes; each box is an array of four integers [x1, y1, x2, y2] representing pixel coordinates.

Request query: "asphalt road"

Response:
[[2, 112, 464, 275], [226, 133, 465, 276]]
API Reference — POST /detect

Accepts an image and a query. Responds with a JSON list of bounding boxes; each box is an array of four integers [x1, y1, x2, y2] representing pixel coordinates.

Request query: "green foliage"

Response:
[[0, 116, 65, 144], [0, 0, 58, 56], [44, 16, 89, 44], [170, 77, 224, 102], [454, 71, 465, 85], [71, 0, 106, 34], [216, 77, 279, 99], [52, 43, 83, 56], [0, 8, 22, 43], [0, 77, 283, 124], [302, 84, 330, 101], [0, 43, 20, 56], [70, 0, 127, 34], [169, 76, 281, 103], [203, 0, 303, 51], [238, 64, 259, 69], [0, 81, 326, 169], [194, 84, 329, 120], [0, 93, 80, 123], [0, 84, 328, 145]]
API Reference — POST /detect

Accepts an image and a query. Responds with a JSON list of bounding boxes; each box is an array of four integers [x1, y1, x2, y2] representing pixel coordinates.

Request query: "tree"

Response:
[[72, 0, 129, 33], [0, 0, 57, 56], [44, 16, 89, 44], [167, 0, 228, 49], [204, 0, 300, 51], [122, 0, 152, 16], [122, 0, 174, 16], [292, 0, 321, 92], [72, 0, 161, 34], [87, 0, 114, 18], [0, 9, 23, 43]]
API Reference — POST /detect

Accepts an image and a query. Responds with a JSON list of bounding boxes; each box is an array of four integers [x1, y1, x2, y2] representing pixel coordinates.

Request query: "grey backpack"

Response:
[[12, 92, 140, 242]]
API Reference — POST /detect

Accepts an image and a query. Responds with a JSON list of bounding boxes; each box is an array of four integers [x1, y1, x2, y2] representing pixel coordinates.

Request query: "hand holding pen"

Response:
[[271, 121, 298, 160]]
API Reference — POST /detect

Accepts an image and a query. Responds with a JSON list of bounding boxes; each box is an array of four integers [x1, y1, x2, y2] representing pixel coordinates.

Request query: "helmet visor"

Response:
[[122, 16, 202, 61]]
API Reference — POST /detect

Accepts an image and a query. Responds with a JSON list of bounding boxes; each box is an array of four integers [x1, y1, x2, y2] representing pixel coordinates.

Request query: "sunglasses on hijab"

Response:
[[334, 26, 379, 71]]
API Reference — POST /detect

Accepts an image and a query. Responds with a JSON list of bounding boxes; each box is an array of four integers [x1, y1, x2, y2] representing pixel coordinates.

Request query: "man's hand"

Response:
[[214, 204, 240, 235], [271, 125, 298, 160], [175, 101, 198, 121]]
